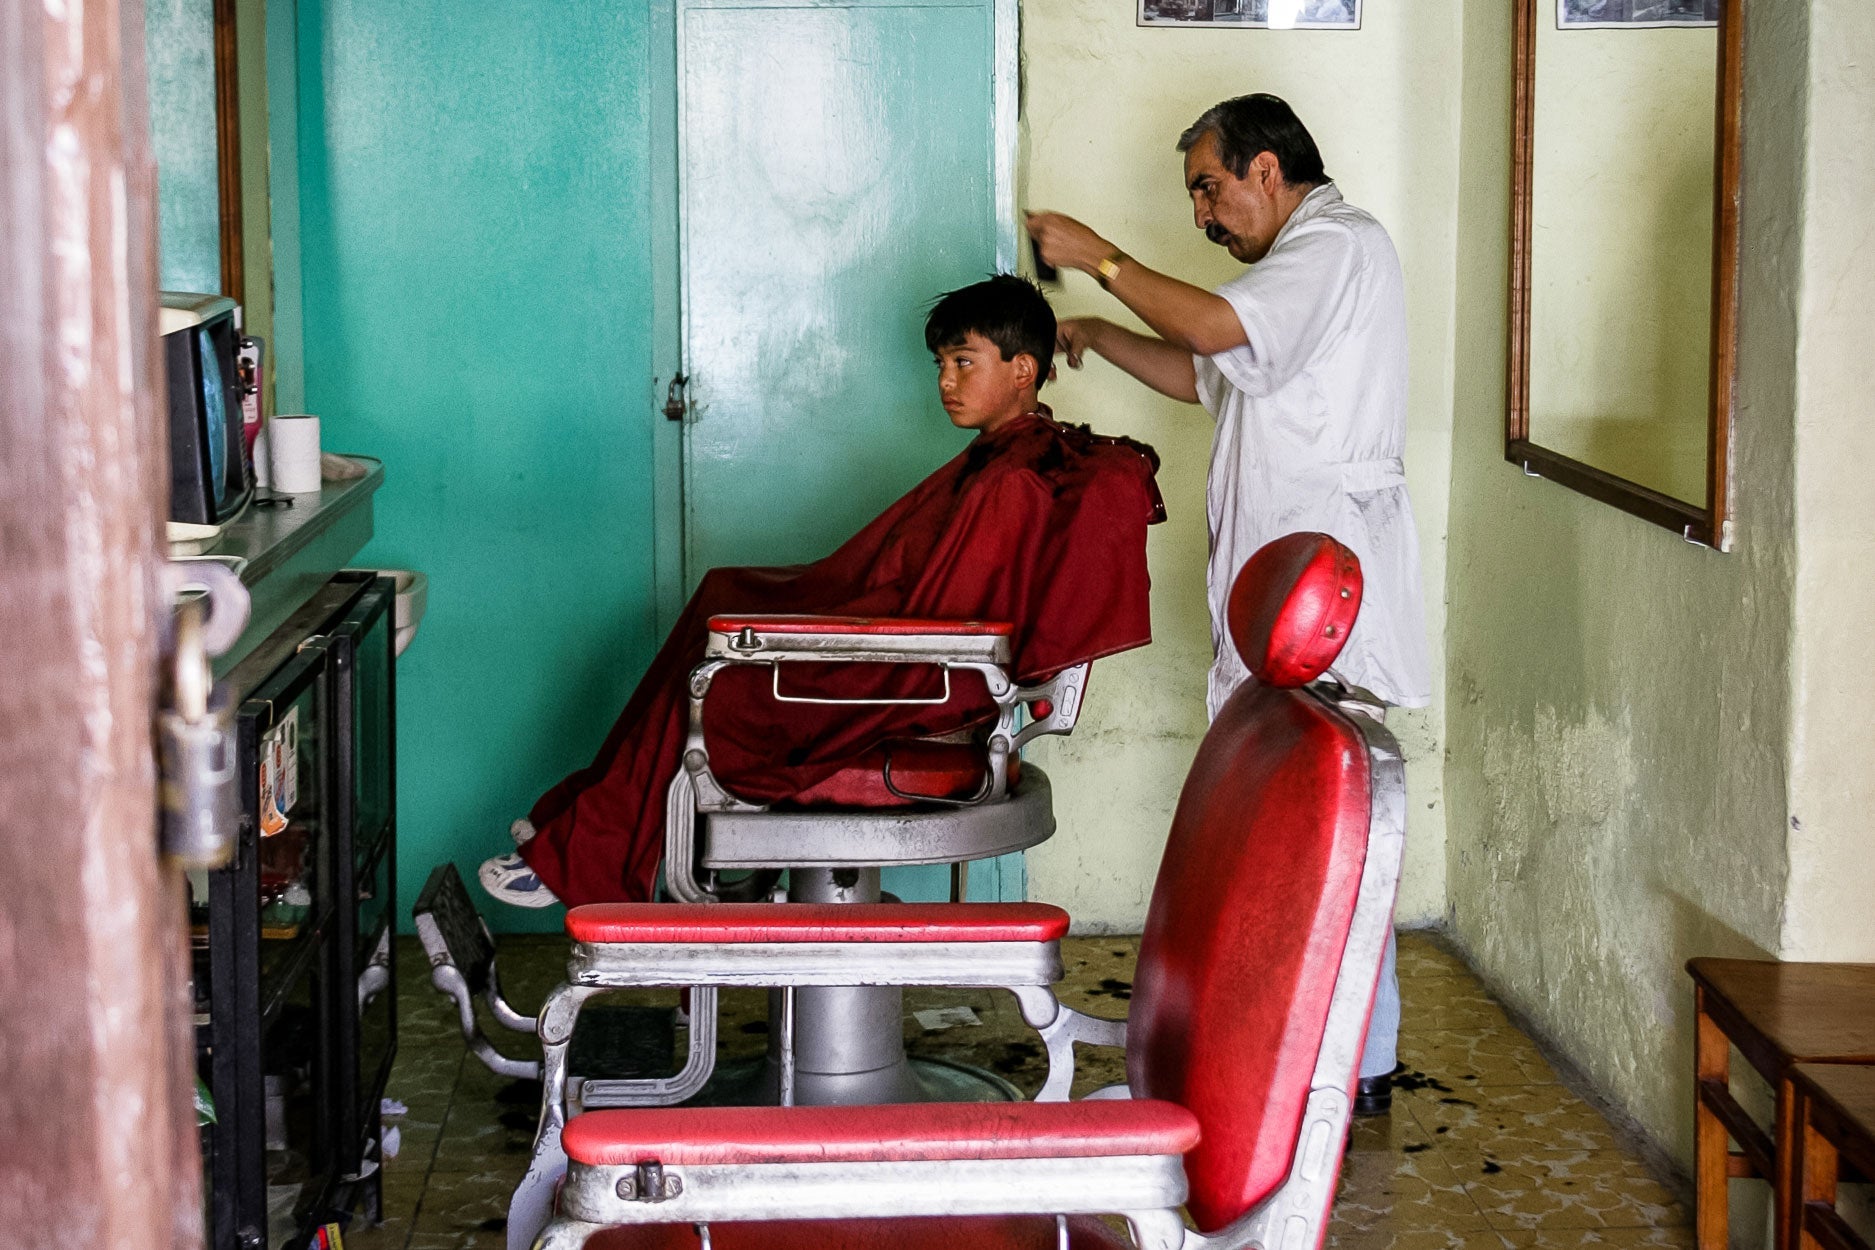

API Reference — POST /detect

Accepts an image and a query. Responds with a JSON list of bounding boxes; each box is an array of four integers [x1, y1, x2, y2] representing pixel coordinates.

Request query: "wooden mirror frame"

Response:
[[1506, 0, 1743, 550], [212, 0, 244, 303]]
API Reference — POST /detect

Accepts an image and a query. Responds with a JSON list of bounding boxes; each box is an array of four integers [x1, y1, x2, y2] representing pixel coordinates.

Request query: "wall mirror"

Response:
[[1507, 0, 1742, 549], [147, 0, 244, 300]]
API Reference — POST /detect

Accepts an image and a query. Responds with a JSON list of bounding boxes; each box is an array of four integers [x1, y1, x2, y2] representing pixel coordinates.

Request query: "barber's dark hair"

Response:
[[1177, 93, 1329, 188], [923, 274, 1056, 391]]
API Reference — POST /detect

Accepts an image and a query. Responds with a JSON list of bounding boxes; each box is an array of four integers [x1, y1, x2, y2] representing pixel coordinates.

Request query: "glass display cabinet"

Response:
[[191, 572, 396, 1250]]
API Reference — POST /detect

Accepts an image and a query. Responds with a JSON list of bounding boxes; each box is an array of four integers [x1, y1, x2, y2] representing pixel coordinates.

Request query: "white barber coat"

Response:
[[1193, 183, 1432, 716]]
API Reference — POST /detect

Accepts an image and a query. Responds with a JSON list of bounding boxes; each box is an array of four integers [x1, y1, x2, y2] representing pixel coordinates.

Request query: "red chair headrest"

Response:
[[1227, 533, 1362, 688]]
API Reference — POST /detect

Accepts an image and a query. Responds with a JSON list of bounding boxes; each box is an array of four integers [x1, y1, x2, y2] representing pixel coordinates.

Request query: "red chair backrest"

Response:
[[1127, 534, 1372, 1233], [1228, 531, 1362, 688]]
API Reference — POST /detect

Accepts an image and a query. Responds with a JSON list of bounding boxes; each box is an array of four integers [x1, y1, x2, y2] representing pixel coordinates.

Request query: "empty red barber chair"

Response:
[[518, 532, 1406, 1250]]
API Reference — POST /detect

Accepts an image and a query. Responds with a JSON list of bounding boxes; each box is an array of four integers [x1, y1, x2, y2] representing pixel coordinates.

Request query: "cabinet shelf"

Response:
[[257, 904, 333, 1032]]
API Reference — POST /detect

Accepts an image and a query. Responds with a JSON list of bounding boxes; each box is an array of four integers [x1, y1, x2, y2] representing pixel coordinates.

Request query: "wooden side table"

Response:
[[1792, 1063, 1875, 1250], [1688, 959, 1875, 1250]]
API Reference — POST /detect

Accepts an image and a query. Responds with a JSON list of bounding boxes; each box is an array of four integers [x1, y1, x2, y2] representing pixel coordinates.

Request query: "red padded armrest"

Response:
[[567, 902, 1070, 945], [709, 614, 1013, 637], [562, 1099, 1200, 1166]]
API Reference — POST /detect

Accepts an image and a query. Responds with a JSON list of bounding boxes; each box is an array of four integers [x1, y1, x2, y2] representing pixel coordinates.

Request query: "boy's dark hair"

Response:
[[924, 274, 1055, 391], [1177, 93, 1329, 188]]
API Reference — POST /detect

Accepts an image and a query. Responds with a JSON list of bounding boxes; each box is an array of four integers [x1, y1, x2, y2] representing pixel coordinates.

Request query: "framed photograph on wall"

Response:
[[1558, 0, 1718, 28], [1139, 0, 1360, 31]]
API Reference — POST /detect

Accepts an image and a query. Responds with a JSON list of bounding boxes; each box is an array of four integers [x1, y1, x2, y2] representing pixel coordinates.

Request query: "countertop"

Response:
[[193, 456, 385, 677]]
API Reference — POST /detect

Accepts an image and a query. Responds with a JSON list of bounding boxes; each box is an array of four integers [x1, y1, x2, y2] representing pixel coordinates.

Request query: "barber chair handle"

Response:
[[769, 664, 954, 707]]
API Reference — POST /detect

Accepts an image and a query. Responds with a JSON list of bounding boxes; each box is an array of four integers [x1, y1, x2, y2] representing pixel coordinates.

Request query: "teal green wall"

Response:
[[296, 0, 663, 933], [148, 0, 222, 293]]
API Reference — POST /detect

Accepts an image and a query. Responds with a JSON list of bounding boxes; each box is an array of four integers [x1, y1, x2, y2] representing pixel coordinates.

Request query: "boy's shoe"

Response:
[[479, 851, 560, 909], [511, 818, 538, 847]]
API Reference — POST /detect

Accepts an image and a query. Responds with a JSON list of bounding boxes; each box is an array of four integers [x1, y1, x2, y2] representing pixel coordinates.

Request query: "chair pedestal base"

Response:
[[775, 868, 914, 1104], [785, 981, 911, 1089], [698, 867, 1024, 1106], [697, 1053, 1021, 1107], [760, 1046, 927, 1106]]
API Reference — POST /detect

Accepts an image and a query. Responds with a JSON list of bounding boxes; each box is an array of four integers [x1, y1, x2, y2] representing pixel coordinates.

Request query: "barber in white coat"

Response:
[[1029, 93, 1431, 1115]]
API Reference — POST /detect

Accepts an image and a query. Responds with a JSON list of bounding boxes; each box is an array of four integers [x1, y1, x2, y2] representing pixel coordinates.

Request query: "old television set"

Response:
[[161, 292, 255, 526]]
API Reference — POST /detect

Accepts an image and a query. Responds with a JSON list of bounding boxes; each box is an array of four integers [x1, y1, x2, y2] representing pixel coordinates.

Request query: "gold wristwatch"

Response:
[[1095, 250, 1128, 289]]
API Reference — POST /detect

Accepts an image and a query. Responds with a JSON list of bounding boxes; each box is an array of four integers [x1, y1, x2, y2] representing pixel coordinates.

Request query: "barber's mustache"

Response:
[[1205, 223, 1230, 245]]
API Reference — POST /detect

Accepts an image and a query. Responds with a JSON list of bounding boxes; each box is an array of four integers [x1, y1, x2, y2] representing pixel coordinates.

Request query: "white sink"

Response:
[[387, 569, 427, 657], [348, 567, 428, 656]]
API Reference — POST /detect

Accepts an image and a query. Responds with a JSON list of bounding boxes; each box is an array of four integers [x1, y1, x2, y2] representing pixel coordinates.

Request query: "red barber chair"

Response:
[[658, 615, 1090, 1106], [517, 532, 1408, 1250], [415, 619, 1093, 1119], [667, 616, 1086, 907]]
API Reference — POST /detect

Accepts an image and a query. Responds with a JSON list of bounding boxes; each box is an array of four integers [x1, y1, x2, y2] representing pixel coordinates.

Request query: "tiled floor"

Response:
[[344, 930, 1690, 1250]]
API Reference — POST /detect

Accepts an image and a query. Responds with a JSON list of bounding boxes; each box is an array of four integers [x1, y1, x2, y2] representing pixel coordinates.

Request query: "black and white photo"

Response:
[[1558, 0, 1719, 28], [1139, 0, 1360, 31]]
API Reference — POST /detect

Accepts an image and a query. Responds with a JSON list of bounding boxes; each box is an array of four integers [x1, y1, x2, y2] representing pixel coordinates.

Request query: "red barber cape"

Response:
[[521, 410, 1166, 906]]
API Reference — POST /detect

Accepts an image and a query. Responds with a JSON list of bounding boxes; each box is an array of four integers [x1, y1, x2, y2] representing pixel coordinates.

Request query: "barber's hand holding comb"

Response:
[[1025, 212, 1120, 281]]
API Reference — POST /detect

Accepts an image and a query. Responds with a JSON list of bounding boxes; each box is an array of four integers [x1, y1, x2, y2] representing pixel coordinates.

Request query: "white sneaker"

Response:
[[511, 818, 538, 847], [478, 851, 561, 909]]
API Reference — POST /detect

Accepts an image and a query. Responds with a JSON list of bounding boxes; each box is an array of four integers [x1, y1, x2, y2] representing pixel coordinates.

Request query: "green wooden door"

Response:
[[676, 0, 1020, 900], [298, 0, 1019, 918], [677, 0, 1014, 574]]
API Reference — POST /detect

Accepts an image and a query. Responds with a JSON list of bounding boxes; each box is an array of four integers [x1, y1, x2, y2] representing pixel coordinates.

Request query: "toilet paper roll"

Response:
[[269, 415, 322, 493]]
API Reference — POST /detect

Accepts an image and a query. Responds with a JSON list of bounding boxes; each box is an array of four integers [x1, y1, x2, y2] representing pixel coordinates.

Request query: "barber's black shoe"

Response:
[[1353, 1069, 1396, 1117]]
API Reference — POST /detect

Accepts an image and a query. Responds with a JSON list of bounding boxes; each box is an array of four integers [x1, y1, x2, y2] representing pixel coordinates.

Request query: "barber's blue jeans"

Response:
[[1358, 927, 1400, 1079]]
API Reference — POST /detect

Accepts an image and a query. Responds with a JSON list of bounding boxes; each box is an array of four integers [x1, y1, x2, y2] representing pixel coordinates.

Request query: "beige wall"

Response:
[[1528, 21, 1716, 503], [1018, 0, 1461, 930], [1017, 0, 1871, 1165], [1442, 0, 1811, 1165]]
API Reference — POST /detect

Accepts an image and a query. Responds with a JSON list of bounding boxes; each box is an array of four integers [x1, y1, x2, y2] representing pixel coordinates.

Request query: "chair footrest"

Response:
[[566, 902, 1070, 945], [561, 1099, 1199, 1167]]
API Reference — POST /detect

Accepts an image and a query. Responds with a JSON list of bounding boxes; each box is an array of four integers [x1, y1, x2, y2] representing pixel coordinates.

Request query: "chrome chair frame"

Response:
[[413, 862, 543, 1082], [664, 618, 1089, 905], [517, 697, 1406, 1250]]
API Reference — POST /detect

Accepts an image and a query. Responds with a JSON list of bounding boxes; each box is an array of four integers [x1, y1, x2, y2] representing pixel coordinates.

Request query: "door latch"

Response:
[[662, 373, 690, 422]]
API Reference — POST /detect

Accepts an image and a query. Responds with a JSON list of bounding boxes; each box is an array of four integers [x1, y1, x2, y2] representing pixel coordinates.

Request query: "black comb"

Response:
[[1029, 230, 1059, 284]]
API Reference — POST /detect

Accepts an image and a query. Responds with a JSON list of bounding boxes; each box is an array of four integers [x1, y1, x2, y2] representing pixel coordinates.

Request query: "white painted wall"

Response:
[[1783, 1, 1875, 963], [1442, 0, 1813, 1167], [1017, 0, 1873, 1182], [1444, 0, 1875, 1171], [1017, 0, 1462, 930]]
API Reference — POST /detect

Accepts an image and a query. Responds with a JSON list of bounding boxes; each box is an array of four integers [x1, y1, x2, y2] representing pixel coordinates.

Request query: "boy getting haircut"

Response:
[[925, 274, 1057, 387], [493, 275, 1166, 909]]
